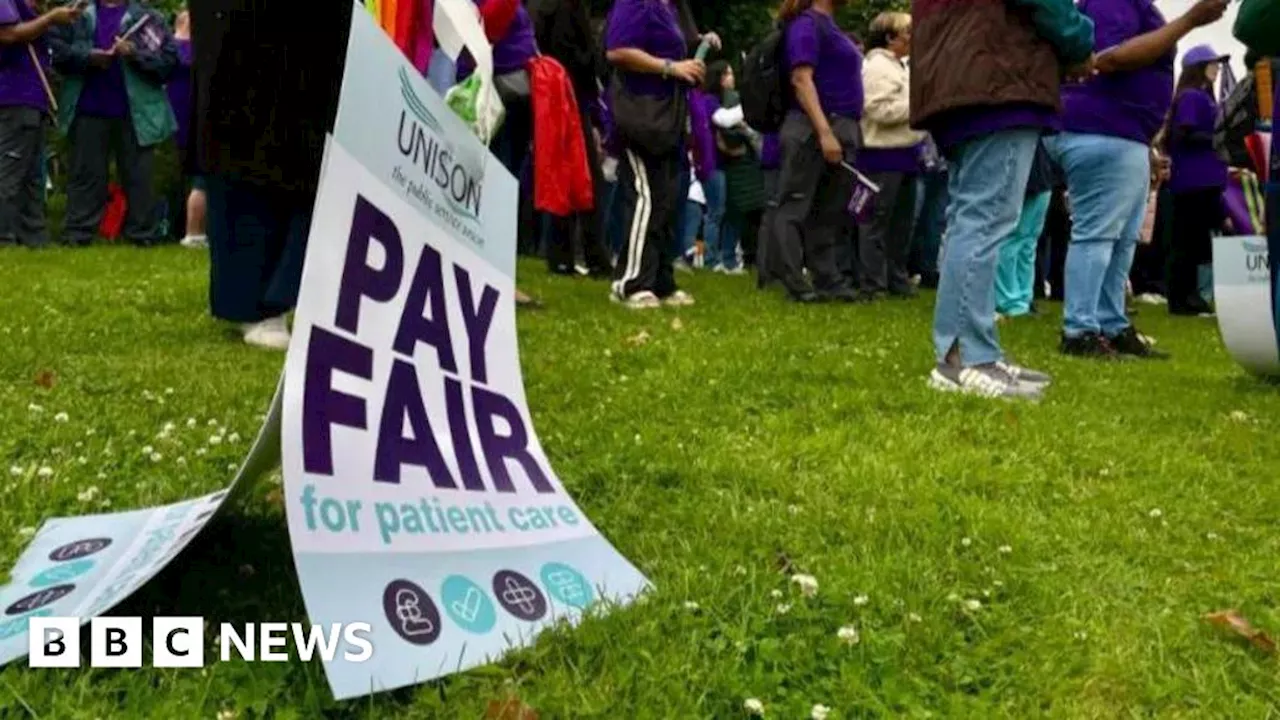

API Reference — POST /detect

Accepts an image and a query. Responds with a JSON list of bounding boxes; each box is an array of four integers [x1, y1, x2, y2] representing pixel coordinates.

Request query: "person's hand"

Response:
[[1064, 54, 1096, 83], [88, 48, 114, 68], [48, 4, 83, 25], [111, 38, 135, 57], [700, 32, 722, 51], [670, 59, 705, 86], [1186, 0, 1229, 27], [1152, 152, 1171, 182], [818, 128, 842, 164]]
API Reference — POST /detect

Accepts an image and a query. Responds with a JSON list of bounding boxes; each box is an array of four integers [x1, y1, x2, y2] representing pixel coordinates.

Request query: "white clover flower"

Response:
[[151, 453, 163, 463], [787, 504, 800, 515], [96, 472, 106, 480], [142, 445, 154, 455], [187, 418, 198, 428], [18, 527, 35, 539], [1230, 410, 1251, 423], [53, 412, 69, 423], [216, 710, 238, 720], [853, 595, 869, 607], [1149, 508, 1163, 519], [207, 419, 218, 427], [908, 612, 923, 623], [683, 601, 700, 612], [85, 428, 95, 436], [77, 456, 87, 465], [28, 403, 44, 413], [811, 704, 831, 720], [743, 698, 764, 716], [9, 465, 23, 477], [37, 466, 53, 478], [961, 537, 972, 547], [733, 565, 747, 576], [774, 603, 792, 615], [790, 574, 819, 598], [209, 435, 223, 446], [77, 486, 100, 503], [837, 625, 860, 645], [946, 592, 960, 602], [998, 545, 1012, 554], [228, 433, 241, 443], [1206, 532, 1219, 540], [177, 457, 187, 466], [963, 599, 982, 611], [165, 387, 174, 395], [196, 448, 208, 456], [770, 589, 784, 599], [226, 463, 237, 472]]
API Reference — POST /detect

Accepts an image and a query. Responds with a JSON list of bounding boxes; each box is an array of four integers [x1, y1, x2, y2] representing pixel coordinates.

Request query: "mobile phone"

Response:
[[694, 39, 711, 62]]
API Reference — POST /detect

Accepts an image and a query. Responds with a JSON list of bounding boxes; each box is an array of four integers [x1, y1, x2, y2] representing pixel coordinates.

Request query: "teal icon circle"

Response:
[[0, 609, 54, 640], [539, 562, 593, 609], [30, 559, 95, 588], [440, 575, 496, 635]]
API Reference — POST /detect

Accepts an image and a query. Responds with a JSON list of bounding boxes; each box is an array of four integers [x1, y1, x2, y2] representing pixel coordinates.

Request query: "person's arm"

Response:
[[1008, 0, 1095, 65], [862, 54, 909, 125], [1095, 0, 1227, 73], [791, 66, 831, 137], [47, 17, 91, 73], [0, 5, 75, 45], [125, 11, 179, 83]]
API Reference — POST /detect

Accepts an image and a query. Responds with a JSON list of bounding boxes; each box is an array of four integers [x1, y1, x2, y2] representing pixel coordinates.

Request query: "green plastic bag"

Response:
[[444, 73, 505, 144], [1235, 0, 1280, 57]]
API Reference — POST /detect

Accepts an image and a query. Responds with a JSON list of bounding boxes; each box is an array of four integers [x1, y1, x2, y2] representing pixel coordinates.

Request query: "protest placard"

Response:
[[1213, 235, 1280, 376]]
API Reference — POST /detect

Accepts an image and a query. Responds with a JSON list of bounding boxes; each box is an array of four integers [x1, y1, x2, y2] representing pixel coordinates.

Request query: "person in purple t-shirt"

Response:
[[604, 0, 718, 309], [0, 0, 81, 247], [770, 0, 862, 304], [1163, 44, 1230, 317], [1043, 0, 1226, 360]]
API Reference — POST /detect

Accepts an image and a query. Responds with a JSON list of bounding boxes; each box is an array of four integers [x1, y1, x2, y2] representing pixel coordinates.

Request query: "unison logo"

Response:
[[395, 67, 484, 220]]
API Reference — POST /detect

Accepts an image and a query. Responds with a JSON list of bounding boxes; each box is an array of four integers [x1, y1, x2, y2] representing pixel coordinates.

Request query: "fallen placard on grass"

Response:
[[0, 379, 284, 667]]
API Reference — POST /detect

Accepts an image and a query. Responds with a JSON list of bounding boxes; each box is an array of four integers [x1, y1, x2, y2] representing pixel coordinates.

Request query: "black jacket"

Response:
[[528, 0, 597, 104], [187, 0, 352, 198]]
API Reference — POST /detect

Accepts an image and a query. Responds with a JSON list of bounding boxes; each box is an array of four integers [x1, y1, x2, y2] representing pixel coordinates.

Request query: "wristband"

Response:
[[662, 60, 672, 79]]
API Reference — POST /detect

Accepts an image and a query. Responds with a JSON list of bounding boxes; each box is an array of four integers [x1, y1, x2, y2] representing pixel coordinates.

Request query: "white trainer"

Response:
[[242, 315, 291, 350]]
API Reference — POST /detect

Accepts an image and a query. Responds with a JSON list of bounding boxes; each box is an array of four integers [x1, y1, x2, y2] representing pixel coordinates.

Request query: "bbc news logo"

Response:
[[28, 618, 373, 667]]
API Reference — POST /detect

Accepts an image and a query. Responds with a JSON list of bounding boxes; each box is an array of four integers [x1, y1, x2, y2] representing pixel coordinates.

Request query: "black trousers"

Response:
[[0, 107, 47, 248], [1130, 186, 1172, 297], [771, 112, 860, 297], [1168, 186, 1222, 311], [1043, 187, 1071, 301], [856, 169, 918, 294], [612, 145, 680, 299], [64, 115, 162, 246], [545, 101, 612, 275]]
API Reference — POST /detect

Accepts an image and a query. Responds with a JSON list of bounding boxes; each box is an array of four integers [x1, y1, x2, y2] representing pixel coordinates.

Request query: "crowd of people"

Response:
[[0, 0, 1258, 401]]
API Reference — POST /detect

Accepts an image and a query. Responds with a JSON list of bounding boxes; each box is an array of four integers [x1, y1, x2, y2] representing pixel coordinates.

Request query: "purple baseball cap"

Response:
[[1182, 44, 1229, 69]]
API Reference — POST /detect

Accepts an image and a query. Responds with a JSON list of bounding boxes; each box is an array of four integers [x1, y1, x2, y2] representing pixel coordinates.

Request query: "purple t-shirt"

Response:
[[167, 38, 192, 153], [1168, 88, 1228, 193], [784, 10, 863, 118], [77, 1, 129, 119], [0, 0, 49, 111], [605, 0, 687, 98], [1061, 0, 1174, 145]]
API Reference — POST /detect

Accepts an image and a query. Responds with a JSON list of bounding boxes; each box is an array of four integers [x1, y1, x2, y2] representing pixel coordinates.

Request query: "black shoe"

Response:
[[822, 288, 862, 303], [918, 271, 940, 290], [1169, 296, 1213, 316], [1060, 332, 1125, 360], [1107, 326, 1170, 360]]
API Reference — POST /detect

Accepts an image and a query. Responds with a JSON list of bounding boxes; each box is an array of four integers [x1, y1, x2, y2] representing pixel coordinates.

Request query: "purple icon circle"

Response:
[[492, 570, 548, 622], [48, 538, 112, 562], [5, 584, 76, 616], [382, 579, 442, 646]]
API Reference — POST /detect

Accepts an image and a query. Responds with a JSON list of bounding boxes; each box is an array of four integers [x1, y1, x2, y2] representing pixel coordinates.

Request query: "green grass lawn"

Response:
[[1, 246, 1278, 718]]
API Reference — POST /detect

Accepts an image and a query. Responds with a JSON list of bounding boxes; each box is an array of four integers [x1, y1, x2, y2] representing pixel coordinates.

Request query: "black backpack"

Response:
[[741, 24, 789, 133], [1216, 69, 1259, 169]]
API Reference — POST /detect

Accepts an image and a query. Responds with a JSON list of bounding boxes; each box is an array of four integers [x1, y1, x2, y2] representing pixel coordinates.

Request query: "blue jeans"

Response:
[[702, 170, 737, 269], [933, 129, 1041, 366], [1043, 132, 1150, 338], [679, 200, 703, 260]]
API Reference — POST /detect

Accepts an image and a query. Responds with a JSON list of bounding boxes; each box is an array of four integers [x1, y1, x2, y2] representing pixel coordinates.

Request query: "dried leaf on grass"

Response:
[[1203, 609, 1277, 654], [34, 370, 56, 389], [626, 330, 651, 347], [484, 698, 539, 720], [774, 550, 796, 575]]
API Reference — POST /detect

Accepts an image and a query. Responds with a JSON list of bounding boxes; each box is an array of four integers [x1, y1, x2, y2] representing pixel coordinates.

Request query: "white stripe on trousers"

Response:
[[613, 148, 652, 298]]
